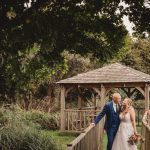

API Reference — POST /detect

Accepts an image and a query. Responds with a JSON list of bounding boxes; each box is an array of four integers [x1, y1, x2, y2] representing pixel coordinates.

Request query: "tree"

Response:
[[0, 0, 149, 102], [120, 38, 150, 100], [121, 38, 150, 74]]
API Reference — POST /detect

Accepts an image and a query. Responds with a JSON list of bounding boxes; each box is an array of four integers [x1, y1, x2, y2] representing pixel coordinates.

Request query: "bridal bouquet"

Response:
[[128, 134, 145, 145]]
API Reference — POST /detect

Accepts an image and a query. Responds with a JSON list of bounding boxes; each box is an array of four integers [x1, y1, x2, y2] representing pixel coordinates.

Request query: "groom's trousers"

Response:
[[106, 127, 118, 150]]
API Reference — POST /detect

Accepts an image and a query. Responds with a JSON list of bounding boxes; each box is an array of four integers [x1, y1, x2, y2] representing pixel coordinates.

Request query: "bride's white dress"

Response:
[[112, 112, 137, 150]]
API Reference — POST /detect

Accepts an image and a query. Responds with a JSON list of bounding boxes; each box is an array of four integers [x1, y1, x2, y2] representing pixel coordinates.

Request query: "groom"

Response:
[[93, 93, 121, 150]]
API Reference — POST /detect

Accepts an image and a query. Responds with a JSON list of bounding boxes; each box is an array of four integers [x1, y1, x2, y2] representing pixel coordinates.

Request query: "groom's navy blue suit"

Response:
[[95, 101, 120, 150]]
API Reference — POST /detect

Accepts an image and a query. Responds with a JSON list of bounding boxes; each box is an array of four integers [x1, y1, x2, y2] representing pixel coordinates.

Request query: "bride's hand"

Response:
[[134, 131, 138, 136]]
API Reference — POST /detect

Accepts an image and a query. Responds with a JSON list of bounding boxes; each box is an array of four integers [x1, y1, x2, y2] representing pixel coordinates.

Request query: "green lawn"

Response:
[[102, 132, 107, 150], [43, 130, 79, 150], [102, 126, 142, 150]]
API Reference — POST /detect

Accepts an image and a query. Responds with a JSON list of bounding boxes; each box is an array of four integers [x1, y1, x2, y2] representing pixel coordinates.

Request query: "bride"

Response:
[[112, 98, 138, 150]]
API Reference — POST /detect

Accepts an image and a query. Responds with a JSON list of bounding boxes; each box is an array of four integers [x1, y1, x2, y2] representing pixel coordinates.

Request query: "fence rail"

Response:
[[141, 111, 150, 150], [65, 109, 100, 131], [67, 121, 104, 150]]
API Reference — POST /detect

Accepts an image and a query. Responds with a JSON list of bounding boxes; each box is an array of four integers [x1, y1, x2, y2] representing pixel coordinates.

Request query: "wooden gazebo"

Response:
[[57, 63, 150, 132]]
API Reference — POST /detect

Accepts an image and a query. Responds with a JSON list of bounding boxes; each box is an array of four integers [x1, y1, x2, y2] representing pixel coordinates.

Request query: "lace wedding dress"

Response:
[[112, 112, 137, 150]]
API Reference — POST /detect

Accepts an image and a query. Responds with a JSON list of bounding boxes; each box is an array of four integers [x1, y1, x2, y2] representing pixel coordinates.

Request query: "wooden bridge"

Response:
[[67, 121, 103, 150], [56, 63, 150, 150], [67, 111, 150, 150]]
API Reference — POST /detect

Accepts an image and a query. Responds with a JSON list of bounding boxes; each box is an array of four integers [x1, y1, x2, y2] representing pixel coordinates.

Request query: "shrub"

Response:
[[0, 105, 61, 150], [25, 110, 59, 130]]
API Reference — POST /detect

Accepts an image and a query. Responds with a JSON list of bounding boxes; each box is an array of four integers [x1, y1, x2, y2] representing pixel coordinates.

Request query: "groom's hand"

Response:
[[91, 123, 95, 126]]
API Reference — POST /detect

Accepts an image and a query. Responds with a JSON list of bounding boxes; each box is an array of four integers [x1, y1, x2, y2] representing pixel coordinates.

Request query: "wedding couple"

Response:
[[93, 93, 138, 150]]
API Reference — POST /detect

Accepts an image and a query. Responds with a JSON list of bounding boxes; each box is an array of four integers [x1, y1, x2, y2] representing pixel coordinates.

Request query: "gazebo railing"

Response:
[[65, 109, 100, 131], [141, 111, 150, 150], [67, 121, 103, 150]]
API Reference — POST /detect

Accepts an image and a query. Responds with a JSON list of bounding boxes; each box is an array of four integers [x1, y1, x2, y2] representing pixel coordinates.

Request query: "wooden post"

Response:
[[127, 88, 131, 98], [93, 94, 96, 108], [60, 85, 66, 131], [92, 87, 101, 109], [78, 94, 82, 109], [100, 84, 106, 140], [78, 85, 82, 109], [101, 84, 106, 107], [145, 84, 150, 110]]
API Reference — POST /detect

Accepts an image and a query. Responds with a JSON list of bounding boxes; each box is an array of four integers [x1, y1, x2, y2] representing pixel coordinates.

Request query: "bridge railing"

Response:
[[67, 120, 104, 150], [141, 111, 150, 150]]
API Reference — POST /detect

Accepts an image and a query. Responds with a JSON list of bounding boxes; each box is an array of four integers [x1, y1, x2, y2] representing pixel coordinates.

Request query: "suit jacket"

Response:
[[94, 101, 121, 132]]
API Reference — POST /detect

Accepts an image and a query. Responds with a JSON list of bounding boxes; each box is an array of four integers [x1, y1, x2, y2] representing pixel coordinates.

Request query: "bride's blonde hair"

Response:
[[122, 98, 133, 113], [124, 97, 132, 107]]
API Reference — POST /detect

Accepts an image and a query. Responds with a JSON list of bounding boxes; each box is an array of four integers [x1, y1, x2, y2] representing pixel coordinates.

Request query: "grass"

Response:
[[44, 131, 79, 149], [48, 126, 142, 150], [102, 126, 142, 150], [102, 131, 107, 150]]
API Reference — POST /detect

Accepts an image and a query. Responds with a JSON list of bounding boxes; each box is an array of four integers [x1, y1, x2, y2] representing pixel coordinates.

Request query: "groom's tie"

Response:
[[116, 104, 119, 113]]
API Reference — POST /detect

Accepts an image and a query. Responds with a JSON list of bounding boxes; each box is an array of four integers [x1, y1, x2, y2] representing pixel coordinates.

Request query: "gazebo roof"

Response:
[[57, 63, 150, 84]]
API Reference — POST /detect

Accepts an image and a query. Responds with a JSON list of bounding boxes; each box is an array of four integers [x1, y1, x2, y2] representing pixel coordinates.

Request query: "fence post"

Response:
[[60, 85, 66, 132]]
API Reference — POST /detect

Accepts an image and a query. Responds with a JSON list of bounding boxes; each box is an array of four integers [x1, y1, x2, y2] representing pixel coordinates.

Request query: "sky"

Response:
[[122, 15, 134, 36], [121, 0, 150, 36], [119, 1, 135, 36]]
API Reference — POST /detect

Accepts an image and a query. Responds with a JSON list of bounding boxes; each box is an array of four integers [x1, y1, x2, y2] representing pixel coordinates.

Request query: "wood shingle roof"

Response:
[[57, 63, 150, 84]]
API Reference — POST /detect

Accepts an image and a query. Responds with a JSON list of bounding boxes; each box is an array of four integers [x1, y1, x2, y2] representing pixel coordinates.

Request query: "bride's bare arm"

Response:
[[129, 107, 138, 135]]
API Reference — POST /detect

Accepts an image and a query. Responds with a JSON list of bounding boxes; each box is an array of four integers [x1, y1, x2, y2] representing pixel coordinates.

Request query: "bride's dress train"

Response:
[[112, 112, 137, 150]]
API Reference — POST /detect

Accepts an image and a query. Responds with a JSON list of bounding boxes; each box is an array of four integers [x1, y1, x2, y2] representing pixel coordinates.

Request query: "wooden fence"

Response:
[[141, 112, 150, 150], [67, 121, 104, 150], [135, 107, 144, 126], [65, 109, 100, 131], [64, 107, 144, 132]]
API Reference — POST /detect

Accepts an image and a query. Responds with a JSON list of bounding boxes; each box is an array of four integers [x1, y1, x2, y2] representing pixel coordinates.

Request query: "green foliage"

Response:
[[121, 38, 150, 74], [0, 0, 128, 102], [110, 35, 133, 62], [0, 44, 67, 102], [26, 109, 59, 130], [62, 51, 98, 78], [0, 0, 149, 104], [132, 100, 145, 108], [0, 105, 61, 150]]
